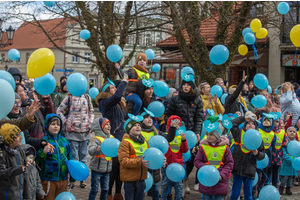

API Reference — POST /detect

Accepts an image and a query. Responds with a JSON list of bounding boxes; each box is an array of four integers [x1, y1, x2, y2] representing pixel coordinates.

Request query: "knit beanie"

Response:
[[26, 148, 34, 156], [0, 123, 21, 145], [136, 53, 148, 64], [287, 126, 297, 133], [99, 117, 110, 130], [125, 120, 142, 133], [182, 80, 196, 89], [206, 127, 222, 140], [15, 92, 21, 100]]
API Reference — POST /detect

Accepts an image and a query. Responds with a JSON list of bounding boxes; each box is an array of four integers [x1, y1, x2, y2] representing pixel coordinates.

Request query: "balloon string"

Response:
[[250, 154, 271, 186], [207, 61, 213, 71], [252, 44, 258, 62], [242, 56, 247, 66], [294, 48, 298, 67]]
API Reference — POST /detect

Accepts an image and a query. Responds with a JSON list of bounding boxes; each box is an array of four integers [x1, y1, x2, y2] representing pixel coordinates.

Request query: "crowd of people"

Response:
[[0, 53, 299, 200]]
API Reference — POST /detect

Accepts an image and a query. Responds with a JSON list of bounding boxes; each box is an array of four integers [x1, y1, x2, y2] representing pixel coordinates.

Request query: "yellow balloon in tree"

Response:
[[27, 48, 55, 78], [290, 24, 300, 47], [256, 28, 268, 39], [250, 18, 261, 33], [238, 44, 248, 56]]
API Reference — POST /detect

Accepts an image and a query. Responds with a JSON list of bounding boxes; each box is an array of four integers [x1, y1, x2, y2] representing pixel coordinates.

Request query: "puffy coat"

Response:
[[280, 144, 298, 176], [200, 94, 225, 116], [194, 137, 234, 196], [230, 116, 265, 179], [165, 92, 203, 134]]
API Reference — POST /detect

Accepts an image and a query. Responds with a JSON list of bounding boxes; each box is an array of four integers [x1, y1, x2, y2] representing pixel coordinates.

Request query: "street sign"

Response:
[[65, 69, 74, 72], [56, 69, 66, 72]]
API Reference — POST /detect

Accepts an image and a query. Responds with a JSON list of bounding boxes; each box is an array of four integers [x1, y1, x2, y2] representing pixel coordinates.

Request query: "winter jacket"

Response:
[[200, 95, 225, 116], [0, 144, 31, 200], [194, 137, 234, 196], [124, 64, 149, 95], [280, 91, 300, 126], [20, 144, 46, 200], [35, 114, 74, 181], [54, 92, 67, 113], [56, 94, 94, 141], [270, 103, 281, 114], [96, 81, 127, 141], [0, 113, 35, 131], [230, 116, 265, 179], [88, 119, 112, 173], [165, 92, 204, 134], [280, 140, 298, 176], [271, 128, 288, 166], [118, 133, 149, 182]]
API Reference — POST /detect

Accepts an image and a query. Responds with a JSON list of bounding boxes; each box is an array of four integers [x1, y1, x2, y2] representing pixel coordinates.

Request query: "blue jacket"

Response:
[[280, 91, 300, 126], [97, 81, 127, 141], [280, 143, 298, 176]]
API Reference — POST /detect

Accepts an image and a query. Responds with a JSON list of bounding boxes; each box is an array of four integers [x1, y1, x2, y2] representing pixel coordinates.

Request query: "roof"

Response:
[[1, 17, 75, 50]]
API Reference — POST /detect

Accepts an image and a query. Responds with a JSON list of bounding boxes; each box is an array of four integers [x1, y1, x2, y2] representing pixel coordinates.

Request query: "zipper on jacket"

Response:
[[106, 161, 109, 173], [97, 158, 101, 169], [16, 153, 21, 200], [55, 139, 61, 180]]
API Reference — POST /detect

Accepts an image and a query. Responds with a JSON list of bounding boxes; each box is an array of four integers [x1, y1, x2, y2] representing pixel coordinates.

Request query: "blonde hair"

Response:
[[215, 78, 223, 85], [281, 82, 292, 93], [198, 82, 210, 95]]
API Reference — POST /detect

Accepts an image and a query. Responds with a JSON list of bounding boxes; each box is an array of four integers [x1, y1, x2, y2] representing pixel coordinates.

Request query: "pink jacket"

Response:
[[270, 103, 281, 114]]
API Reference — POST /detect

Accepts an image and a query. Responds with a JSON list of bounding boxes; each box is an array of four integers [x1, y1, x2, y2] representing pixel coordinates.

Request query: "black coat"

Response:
[[224, 80, 247, 115], [230, 116, 265, 179], [164, 92, 203, 134]]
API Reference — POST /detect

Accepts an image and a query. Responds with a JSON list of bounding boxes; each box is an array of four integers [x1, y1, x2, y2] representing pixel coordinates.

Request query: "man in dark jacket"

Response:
[[230, 111, 265, 200]]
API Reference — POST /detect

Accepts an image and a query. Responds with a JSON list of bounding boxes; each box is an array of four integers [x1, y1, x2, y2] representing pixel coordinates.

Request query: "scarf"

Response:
[[179, 91, 197, 102], [141, 123, 158, 135], [4, 145, 18, 155], [129, 134, 145, 144]]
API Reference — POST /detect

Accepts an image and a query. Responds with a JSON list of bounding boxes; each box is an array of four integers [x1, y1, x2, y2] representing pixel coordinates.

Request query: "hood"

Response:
[[166, 115, 182, 131], [19, 144, 36, 158], [200, 136, 229, 146], [8, 67, 22, 82], [44, 113, 63, 138], [95, 92, 111, 106], [243, 120, 259, 132], [91, 117, 110, 138], [259, 115, 275, 132], [162, 88, 177, 100]]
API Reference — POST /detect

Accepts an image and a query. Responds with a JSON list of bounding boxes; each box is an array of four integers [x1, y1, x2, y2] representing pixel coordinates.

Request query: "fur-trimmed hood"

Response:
[[95, 92, 112, 106]]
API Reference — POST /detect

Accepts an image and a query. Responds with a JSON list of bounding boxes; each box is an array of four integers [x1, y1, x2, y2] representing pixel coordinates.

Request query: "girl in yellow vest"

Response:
[[88, 117, 114, 200], [118, 117, 150, 200], [194, 125, 234, 200]]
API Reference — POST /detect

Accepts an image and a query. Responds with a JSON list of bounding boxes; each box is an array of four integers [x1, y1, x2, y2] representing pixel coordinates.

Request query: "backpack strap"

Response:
[[84, 94, 91, 111]]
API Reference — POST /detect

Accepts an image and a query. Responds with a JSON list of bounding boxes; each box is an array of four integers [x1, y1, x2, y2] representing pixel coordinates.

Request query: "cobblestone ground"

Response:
[[71, 110, 300, 199]]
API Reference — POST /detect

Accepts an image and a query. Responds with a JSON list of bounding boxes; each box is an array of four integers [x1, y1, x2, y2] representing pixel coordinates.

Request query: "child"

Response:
[[22, 144, 46, 200], [88, 117, 113, 200], [194, 124, 234, 200], [118, 116, 149, 200], [161, 115, 189, 200], [35, 114, 74, 200], [279, 126, 299, 195], [0, 123, 31, 199]]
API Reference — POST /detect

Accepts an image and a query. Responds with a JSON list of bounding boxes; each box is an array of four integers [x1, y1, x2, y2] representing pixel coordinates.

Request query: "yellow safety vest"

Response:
[[230, 138, 235, 149], [123, 138, 148, 158], [234, 130, 251, 154], [259, 129, 275, 150], [141, 130, 155, 142], [296, 131, 300, 142], [274, 129, 286, 150], [128, 67, 150, 82], [92, 135, 114, 161], [201, 144, 227, 169], [169, 135, 182, 153]]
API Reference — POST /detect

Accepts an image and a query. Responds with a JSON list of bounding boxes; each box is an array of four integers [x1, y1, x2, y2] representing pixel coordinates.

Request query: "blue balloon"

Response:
[[244, 33, 256, 45], [147, 101, 165, 117], [67, 160, 89, 181], [145, 49, 155, 60], [243, 129, 262, 150], [267, 85, 272, 94], [221, 93, 228, 105], [101, 138, 120, 157], [0, 70, 16, 90], [181, 66, 195, 77], [66, 73, 88, 97], [152, 63, 161, 72], [153, 81, 169, 98], [183, 150, 191, 162], [257, 153, 269, 169], [251, 95, 267, 109], [209, 45, 229, 65], [185, 130, 197, 149], [197, 165, 220, 187], [80, 29, 91, 40], [292, 157, 300, 171], [143, 147, 164, 170], [0, 79, 15, 120], [253, 172, 258, 187], [277, 2, 290, 15], [43, 1, 55, 7], [259, 185, 280, 200], [89, 87, 99, 99], [145, 172, 153, 192], [253, 73, 269, 90], [166, 163, 185, 182], [148, 135, 169, 154], [106, 45, 123, 62], [287, 141, 300, 158], [211, 85, 223, 98], [8, 49, 20, 61], [55, 192, 76, 200], [242, 27, 254, 37], [34, 73, 56, 96]]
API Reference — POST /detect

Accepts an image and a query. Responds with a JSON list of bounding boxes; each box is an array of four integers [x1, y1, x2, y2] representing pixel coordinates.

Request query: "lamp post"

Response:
[[0, 19, 15, 48]]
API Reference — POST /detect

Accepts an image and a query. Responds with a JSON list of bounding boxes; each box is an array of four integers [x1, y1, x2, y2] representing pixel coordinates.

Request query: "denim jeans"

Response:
[[161, 167, 183, 200], [88, 171, 109, 200], [125, 93, 142, 115], [124, 181, 145, 200], [150, 182, 160, 200], [280, 176, 293, 187], [203, 194, 224, 200], [230, 173, 253, 200]]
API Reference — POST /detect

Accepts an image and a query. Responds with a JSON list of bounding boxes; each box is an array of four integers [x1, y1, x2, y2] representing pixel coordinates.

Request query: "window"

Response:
[[1, 54, 4, 64], [250, 4, 264, 17], [146, 33, 151, 46], [282, 2, 300, 43], [85, 53, 91, 64], [16, 54, 20, 64], [156, 33, 161, 43], [72, 52, 79, 63], [26, 53, 30, 64]]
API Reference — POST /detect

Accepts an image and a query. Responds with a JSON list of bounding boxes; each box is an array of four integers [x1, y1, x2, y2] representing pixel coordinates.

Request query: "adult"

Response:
[[241, 83, 249, 100], [215, 78, 226, 93], [54, 81, 69, 112], [164, 78, 203, 195], [199, 82, 224, 116], [95, 75, 128, 200], [8, 67, 22, 84], [57, 91, 94, 189]]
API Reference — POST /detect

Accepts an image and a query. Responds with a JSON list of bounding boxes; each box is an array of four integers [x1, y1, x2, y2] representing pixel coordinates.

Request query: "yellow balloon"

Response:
[[250, 18, 261, 33], [27, 48, 55, 78], [256, 28, 268, 39], [290, 24, 300, 47], [238, 44, 248, 56]]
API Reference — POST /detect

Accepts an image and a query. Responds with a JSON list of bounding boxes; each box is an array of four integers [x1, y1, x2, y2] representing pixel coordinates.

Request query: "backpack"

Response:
[[65, 94, 91, 118]]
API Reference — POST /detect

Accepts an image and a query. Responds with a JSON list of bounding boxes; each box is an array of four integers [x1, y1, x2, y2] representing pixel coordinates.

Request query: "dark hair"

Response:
[[100, 82, 126, 112]]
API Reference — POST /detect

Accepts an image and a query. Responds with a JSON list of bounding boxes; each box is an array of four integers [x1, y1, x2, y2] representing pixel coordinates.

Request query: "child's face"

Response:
[[103, 122, 111, 135], [206, 132, 218, 144], [182, 83, 191, 93], [129, 123, 141, 137], [48, 120, 60, 135], [26, 155, 34, 164], [280, 121, 285, 129], [236, 111, 241, 117], [287, 128, 296, 140], [245, 121, 255, 131], [263, 118, 271, 127], [274, 120, 280, 128], [143, 116, 153, 127], [138, 59, 147, 67], [9, 134, 23, 149]]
